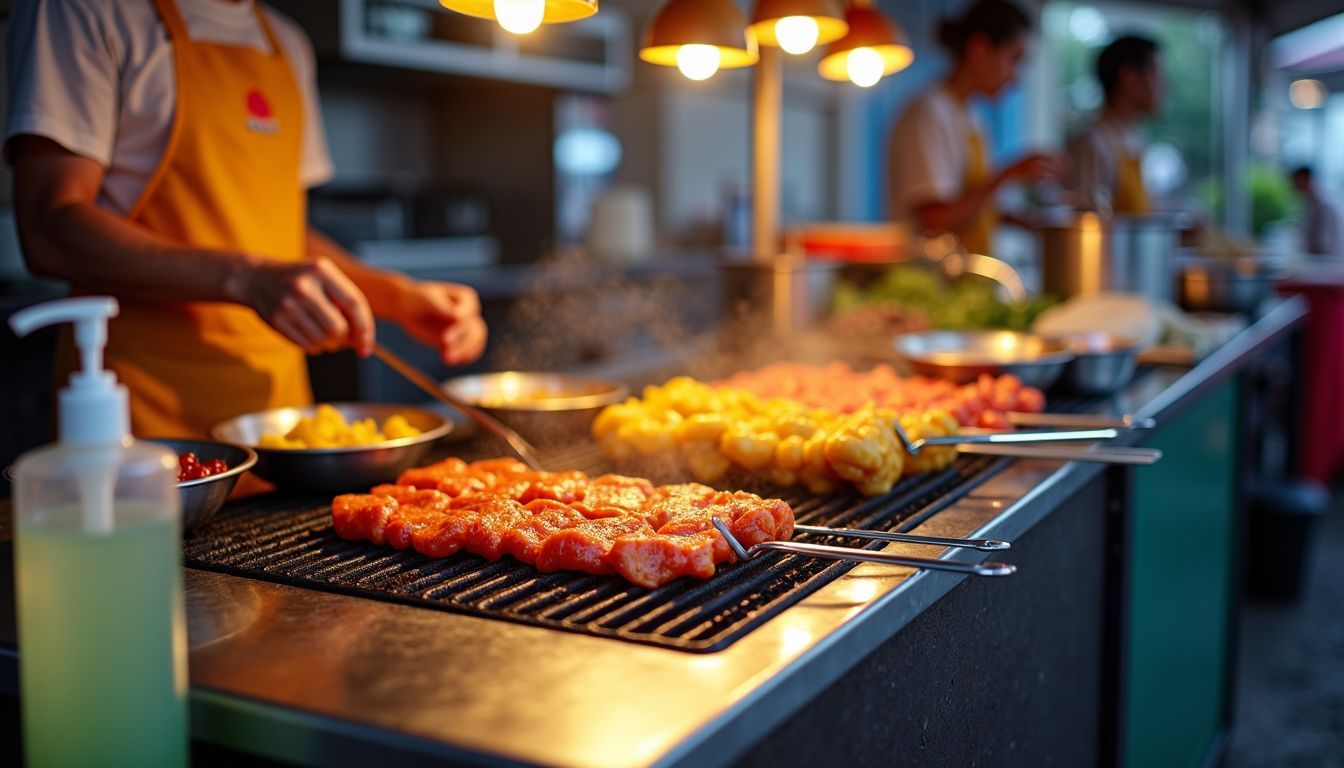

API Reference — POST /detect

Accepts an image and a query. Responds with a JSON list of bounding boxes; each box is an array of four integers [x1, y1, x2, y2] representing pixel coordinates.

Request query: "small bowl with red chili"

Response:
[[151, 438, 257, 531]]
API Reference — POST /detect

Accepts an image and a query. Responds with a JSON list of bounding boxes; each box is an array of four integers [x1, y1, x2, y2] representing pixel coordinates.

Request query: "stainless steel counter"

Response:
[[0, 298, 1307, 768]]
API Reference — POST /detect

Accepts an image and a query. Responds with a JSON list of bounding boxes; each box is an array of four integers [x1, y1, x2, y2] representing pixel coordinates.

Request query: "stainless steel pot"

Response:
[[721, 257, 840, 336], [1177, 257, 1281, 314], [1038, 212, 1182, 303]]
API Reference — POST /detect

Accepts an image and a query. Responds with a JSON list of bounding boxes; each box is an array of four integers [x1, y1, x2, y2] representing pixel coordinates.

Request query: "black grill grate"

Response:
[[183, 448, 1009, 653]]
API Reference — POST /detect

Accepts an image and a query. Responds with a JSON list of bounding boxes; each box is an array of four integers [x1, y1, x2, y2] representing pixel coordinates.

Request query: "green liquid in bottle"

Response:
[[16, 507, 188, 768]]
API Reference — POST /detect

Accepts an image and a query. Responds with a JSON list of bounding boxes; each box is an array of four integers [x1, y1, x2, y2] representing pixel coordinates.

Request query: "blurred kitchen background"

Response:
[[3, 0, 1342, 469]]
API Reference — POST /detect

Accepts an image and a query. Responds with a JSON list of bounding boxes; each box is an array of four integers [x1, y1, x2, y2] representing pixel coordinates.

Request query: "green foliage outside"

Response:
[[1199, 165, 1300, 237]]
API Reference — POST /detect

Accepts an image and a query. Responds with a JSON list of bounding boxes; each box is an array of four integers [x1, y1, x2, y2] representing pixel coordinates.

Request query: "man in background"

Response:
[[1291, 166, 1343, 261], [1067, 35, 1163, 214]]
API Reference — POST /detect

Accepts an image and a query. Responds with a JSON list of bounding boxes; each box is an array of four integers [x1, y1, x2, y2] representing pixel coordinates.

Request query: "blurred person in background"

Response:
[[887, 0, 1064, 256], [1291, 167, 1343, 261], [1066, 35, 1164, 214]]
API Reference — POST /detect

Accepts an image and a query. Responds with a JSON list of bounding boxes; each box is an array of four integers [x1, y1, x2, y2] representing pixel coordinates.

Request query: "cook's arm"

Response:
[[912, 179, 1002, 235], [13, 136, 373, 355], [914, 153, 1065, 235], [309, 229, 487, 366]]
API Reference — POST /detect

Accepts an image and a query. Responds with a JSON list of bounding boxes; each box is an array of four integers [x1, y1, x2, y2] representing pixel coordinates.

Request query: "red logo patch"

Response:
[[244, 88, 279, 135], [245, 89, 272, 119]]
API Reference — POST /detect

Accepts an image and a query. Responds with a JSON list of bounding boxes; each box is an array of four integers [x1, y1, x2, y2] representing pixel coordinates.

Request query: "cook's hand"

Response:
[[999, 152, 1066, 184], [240, 257, 375, 356], [396, 281, 487, 366]]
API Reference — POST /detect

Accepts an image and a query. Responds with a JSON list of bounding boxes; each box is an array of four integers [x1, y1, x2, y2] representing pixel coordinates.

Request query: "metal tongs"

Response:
[[372, 344, 546, 471], [791, 524, 1009, 552], [712, 518, 1015, 577], [890, 421, 1162, 466]]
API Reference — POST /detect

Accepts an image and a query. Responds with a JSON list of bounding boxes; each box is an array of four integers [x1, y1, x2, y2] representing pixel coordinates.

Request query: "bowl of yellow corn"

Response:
[[211, 403, 452, 492]]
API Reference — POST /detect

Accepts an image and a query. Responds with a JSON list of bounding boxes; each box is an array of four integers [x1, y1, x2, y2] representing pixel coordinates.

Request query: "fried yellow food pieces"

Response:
[[592, 377, 958, 495], [258, 404, 422, 449]]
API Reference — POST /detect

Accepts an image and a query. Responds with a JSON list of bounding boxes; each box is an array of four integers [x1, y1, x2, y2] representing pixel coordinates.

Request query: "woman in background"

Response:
[[888, 0, 1063, 255]]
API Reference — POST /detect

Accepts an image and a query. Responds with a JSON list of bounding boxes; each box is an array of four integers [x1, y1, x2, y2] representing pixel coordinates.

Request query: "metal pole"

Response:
[[753, 45, 782, 264]]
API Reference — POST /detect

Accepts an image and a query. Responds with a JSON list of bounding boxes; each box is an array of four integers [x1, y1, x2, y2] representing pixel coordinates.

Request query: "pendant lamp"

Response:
[[747, 0, 848, 55], [438, 0, 597, 36], [817, 0, 913, 86], [639, 0, 759, 81]]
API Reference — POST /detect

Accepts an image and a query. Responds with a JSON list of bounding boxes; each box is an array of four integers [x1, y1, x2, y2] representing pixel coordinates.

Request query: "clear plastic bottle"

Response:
[[10, 297, 187, 768]]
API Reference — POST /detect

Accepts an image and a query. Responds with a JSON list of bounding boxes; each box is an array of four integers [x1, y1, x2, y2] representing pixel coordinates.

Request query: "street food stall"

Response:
[[0, 0, 1338, 766]]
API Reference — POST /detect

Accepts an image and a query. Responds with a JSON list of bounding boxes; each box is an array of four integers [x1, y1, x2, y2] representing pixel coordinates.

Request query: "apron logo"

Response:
[[245, 89, 279, 135]]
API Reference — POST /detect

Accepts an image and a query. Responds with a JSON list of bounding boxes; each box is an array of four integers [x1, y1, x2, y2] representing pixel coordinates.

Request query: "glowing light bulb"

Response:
[[847, 46, 883, 88], [774, 16, 820, 55], [676, 44, 721, 81], [495, 0, 544, 35]]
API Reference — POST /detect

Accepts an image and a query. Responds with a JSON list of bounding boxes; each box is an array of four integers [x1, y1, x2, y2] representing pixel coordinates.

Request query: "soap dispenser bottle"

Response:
[[9, 296, 187, 768]]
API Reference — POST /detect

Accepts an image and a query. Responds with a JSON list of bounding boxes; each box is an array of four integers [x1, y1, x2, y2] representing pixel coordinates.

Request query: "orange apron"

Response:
[[960, 128, 996, 255], [1112, 149, 1151, 215], [65, 0, 312, 439]]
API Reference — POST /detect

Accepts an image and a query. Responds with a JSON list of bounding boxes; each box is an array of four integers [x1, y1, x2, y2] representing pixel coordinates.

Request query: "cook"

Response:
[[1290, 166, 1343, 261], [4, 0, 488, 438], [887, 0, 1064, 256], [1066, 35, 1164, 214]]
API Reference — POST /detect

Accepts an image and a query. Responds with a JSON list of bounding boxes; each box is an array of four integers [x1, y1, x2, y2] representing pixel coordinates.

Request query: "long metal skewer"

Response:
[[372, 344, 546, 471], [956, 444, 1162, 464], [891, 422, 1120, 456], [791, 524, 1010, 551], [1005, 412, 1156, 430], [712, 518, 1015, 577]]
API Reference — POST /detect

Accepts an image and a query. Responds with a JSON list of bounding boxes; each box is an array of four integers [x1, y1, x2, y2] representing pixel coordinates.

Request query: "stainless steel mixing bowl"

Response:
[[894, 331, 1076, 388], [1057, 333, 1142, 396], [151, 438, 257, 530], [210, 403, 451, 492], [442, 372, 629, 448]]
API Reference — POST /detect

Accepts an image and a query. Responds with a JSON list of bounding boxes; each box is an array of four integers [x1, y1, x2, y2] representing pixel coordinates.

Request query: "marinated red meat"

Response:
[[534, 516, 654, 575], [332, 458, 794, 587], [332, 494, 396, 544]]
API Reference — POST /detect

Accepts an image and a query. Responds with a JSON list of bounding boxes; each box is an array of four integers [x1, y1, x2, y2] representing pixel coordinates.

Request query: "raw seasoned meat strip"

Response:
[[534, 516, 655, 575], [381, 489, 453, 549], [607, 531, 717, 588], [332, 494, 396, 544], [333, 458, 794, 587], [411, 496, 530, 559]]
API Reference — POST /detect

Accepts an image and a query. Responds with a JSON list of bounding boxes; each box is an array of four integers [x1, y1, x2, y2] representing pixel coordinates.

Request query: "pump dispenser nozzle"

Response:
[[10, 296, 129, 445]]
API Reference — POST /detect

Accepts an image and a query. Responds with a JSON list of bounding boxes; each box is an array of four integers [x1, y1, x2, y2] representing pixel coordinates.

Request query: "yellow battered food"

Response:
[[259, 404, 421, 449], [591, 377, 959, 496]]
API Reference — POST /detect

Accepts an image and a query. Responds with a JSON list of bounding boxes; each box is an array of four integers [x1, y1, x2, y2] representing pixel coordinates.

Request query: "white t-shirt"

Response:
[[888, 86, 986, 222], [4, 0, 334, 218], [1066, 115, 1145, 207], [1304, 195, 1344, 261]]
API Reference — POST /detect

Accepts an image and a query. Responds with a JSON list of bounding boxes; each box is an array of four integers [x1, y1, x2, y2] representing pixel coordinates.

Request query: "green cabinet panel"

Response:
[[1126, 379, 1238, 768]]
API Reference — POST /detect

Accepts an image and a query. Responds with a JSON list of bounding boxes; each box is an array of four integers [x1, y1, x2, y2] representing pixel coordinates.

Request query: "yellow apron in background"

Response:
[[961, 128, 996, 255], [62, 0, 312, 439], [1112, 150, 1151, 215]]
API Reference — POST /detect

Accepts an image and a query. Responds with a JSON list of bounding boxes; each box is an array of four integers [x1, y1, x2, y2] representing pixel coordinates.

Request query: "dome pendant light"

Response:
[[640, 0, 759, 81], [817, 0, 913, 85], [748, 0, 848, 55], [438, 0, 597, 34]]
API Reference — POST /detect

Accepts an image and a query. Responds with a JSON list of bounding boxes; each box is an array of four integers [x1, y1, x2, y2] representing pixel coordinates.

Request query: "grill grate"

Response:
[[183, 449, 1009, 653]]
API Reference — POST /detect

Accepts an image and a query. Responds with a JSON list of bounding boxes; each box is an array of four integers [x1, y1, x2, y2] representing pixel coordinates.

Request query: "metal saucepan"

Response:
[[895, 330, 1075, 388], [1177, 256, 1282, 315], [441, 370, 629, 450]]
